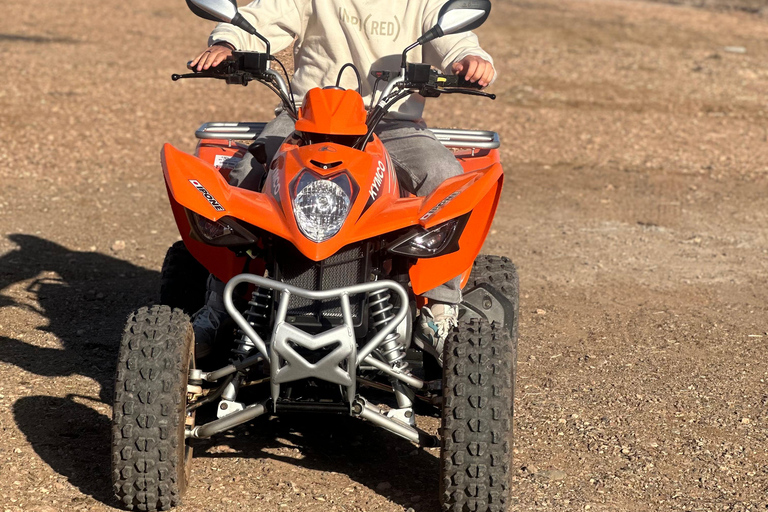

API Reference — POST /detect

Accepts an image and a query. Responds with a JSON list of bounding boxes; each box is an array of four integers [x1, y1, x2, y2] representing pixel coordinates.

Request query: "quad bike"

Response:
[[111, 0, 518, 510]]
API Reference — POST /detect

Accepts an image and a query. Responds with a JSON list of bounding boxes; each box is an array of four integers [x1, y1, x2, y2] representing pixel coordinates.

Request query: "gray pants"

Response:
[[225, 112, 463, 303]]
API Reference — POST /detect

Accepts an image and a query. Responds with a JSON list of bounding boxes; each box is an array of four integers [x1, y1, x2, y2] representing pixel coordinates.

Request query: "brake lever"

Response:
[[172, 72, 219, 81], [435, 89, 496, 100]]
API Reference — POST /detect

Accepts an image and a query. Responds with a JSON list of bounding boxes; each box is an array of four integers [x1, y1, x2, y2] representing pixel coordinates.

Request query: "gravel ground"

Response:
[[1, 0, 767, 511]]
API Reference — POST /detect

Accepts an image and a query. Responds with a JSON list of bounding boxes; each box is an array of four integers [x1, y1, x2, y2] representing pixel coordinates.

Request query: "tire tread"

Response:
[[112, 305, 192, 511], [440, 318, 516, 512]]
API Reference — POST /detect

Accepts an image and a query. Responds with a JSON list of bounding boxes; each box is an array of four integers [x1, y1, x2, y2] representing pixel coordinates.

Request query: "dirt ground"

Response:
[[1, 0, 767, 511]]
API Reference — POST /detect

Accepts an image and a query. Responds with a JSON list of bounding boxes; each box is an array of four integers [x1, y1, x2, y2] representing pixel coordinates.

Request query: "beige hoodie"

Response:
[[209, 0, 496, 120]]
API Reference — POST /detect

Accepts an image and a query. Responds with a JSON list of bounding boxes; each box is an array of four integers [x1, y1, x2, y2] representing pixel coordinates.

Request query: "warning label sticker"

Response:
[[214, 154, 242, 170]]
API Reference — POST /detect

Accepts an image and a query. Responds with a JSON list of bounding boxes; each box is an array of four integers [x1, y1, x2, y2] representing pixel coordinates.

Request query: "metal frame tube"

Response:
[[357, 400, 419, 443], [223, 275, 410, 367], [205, 353, 264, 382], [190, 401, 268, 439], [195, 123, 500, 149], [363, 355, 425, 389]]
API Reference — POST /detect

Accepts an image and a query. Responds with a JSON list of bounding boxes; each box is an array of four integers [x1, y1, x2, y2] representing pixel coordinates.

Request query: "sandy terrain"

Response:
[[0, 0, 767, 510]]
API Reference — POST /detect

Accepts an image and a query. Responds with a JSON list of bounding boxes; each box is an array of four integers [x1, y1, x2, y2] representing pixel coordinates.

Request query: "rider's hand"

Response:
[[190, 42, 235, 72], [452, 56, 495, 88]]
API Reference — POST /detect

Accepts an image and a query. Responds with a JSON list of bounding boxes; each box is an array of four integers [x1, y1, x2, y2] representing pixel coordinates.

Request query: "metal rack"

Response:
[[196, 122, 500, 149]]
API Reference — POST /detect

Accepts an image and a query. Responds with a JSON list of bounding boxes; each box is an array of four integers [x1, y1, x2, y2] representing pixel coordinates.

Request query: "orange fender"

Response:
[[409, 163, 504, 296]]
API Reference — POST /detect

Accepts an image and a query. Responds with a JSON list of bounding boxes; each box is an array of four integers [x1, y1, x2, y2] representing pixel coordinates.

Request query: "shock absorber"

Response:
[[232, 287, 272, 357], [368, 288, 408, 371], [369, 287, 415, 416]]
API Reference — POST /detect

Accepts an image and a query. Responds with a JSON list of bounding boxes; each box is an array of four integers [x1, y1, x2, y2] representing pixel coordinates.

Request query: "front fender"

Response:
[[410, 162, 504, 296], [162, 143, 285, 281]]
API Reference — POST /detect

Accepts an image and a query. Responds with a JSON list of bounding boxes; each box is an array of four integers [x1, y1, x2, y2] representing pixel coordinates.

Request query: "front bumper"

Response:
[[223, 274, 410, 410]]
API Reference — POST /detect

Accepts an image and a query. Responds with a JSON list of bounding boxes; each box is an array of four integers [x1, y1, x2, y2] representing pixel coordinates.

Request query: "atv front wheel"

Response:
[[440, 319, 516, 512], [160, 241, 209, 315], [465, 254, 519, 340], [112, 306, 194, 511]]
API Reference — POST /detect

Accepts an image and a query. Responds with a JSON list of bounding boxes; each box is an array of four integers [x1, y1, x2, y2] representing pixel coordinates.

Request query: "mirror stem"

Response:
[[400, 41, 420, 70], [231, 13, 271, 55], [417, 26, 443, 46]]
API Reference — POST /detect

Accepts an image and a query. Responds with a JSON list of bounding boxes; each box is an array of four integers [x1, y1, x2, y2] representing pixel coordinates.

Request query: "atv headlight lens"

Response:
[[389, 219, 460, 257], [293, 179, 351, 242], [187, 211, 258, 247]]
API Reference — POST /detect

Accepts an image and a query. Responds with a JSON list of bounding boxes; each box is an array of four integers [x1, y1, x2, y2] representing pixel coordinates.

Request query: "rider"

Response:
[[190, 0, 496, 362]]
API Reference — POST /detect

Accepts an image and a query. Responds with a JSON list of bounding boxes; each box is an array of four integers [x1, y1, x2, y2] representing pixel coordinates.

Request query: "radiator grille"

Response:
[[274, 242, 369, 322]]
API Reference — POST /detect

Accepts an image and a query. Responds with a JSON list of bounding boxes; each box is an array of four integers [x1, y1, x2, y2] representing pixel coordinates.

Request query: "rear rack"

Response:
[[195, 122, 500, 149]]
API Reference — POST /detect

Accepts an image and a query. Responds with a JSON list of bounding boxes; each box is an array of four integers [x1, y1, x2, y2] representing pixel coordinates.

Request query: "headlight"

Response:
[[293, 178, 351, 242], [389, 218, 463, 257], [187, 211, 258, 247]]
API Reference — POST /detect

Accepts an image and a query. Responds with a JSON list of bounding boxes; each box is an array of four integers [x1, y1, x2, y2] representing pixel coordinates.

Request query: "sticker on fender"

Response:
[[189, 180, 225, 211]]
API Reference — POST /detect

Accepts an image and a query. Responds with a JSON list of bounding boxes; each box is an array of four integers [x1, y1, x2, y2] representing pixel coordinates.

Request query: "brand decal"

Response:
[[338, 8, 401, 41], [213, 154, 241, 170], [272, 174, 281, 198], [421, 191, 460, 221], [319, 146, 337, 153], [369, 161, 387, 201], [189, 180, 225, 211]]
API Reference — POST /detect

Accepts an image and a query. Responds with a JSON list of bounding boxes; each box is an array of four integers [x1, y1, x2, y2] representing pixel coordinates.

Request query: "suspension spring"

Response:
[[233, 287, 272, 357], [369, 288, 408, 370]]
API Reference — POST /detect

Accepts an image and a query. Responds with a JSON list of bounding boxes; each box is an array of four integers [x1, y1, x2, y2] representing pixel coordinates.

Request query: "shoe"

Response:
[[416, 303, 458, 366], [192, 305, 225, 359]]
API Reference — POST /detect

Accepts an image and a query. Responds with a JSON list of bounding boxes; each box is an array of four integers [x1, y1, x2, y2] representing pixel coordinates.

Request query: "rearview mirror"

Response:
[[186, 0, 268, 51], [186, 0, 238, 23], [436, 0, 492, 36], [417, 0, 492, 45]]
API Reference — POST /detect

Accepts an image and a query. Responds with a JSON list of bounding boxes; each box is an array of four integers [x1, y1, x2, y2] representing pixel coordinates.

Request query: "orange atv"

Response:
[[111, 0, 518, 511]]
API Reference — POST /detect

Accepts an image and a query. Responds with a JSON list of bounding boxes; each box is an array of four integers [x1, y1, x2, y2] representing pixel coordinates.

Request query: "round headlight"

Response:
[[293, 179, 351, 242]]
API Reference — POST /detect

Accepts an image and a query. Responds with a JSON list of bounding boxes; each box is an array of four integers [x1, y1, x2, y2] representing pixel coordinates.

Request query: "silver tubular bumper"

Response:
[[196, 122, 500, 149], [223, 275, 410, 406]]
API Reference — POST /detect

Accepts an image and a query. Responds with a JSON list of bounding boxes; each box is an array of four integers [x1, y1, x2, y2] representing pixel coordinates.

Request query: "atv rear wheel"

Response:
[[112, 306, 194, 511], [440, 319, 516, 512], [160, 241, 209, 315]]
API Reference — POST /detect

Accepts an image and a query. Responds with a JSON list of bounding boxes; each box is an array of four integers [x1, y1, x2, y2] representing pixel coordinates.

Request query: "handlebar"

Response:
[[172, 54, 494, 150], [172, 51, 297, 117]]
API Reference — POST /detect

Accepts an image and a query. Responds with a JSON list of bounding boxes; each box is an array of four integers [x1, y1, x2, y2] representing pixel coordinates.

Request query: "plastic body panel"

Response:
[[162, 88, 503, 292], [163, 140, 502, 290]]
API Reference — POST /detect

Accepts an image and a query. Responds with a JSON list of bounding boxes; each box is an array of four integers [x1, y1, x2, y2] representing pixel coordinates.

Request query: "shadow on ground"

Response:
[[0, 234, 158, 505], [0, 234, 159, 402], [192, 414, 441, 512], [2, 234, 439, 510], [0, 33, 82, 44]]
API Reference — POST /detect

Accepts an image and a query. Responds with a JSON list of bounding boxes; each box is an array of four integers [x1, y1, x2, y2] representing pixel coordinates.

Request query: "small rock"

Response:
[[723, 46, 746, 54], [537, 469, 566, 481], [111, 240, 126, 252], [535, 309, 547, 315], [741, 418, 750, 424], [376, 481, 392, 491]]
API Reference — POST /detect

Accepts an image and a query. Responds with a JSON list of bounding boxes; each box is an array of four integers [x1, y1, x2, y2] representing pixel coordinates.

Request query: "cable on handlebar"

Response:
[[270, 56, 297, 114], [336, 63, 362, 94], [357, 88, 414, 150]]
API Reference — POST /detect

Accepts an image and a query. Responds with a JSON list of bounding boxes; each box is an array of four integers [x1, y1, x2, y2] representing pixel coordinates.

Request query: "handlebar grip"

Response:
[[438, 74, 484, 90]]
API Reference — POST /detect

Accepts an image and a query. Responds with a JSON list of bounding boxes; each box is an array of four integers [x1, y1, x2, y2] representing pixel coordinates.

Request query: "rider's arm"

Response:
[[421, 0, 497, 87], [208, 0, 310, 53]]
